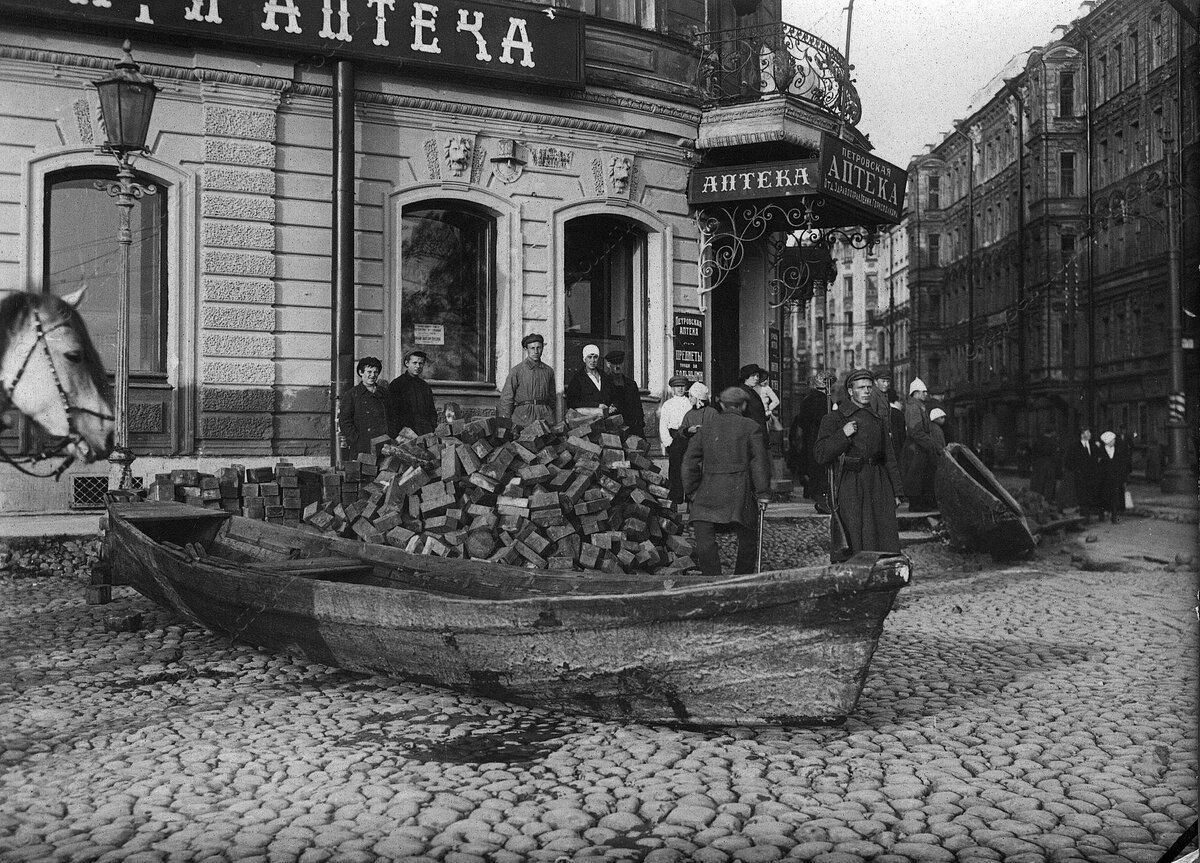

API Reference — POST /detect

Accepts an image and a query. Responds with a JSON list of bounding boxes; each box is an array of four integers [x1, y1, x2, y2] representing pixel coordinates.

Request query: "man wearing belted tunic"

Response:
[[497, 332, 557, 427]]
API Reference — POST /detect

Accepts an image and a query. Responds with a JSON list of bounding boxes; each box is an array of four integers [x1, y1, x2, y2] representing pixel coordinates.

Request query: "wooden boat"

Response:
[[934, 442, 1036, 560], [102, 500, 912, 727]]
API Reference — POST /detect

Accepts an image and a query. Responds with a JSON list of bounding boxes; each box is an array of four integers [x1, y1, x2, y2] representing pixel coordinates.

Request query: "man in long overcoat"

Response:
[[790, 372, 832, 511], [814, 369, 902, 555], [1063, 427, 1100, 522], [682, 387, 771, 576]]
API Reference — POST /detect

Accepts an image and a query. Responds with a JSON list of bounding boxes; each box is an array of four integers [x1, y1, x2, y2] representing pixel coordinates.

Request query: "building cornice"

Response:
[[0, 43, 699, 140]]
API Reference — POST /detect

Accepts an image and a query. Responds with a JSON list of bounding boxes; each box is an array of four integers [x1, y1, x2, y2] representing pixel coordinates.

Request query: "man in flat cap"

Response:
[[389, 349, 438, 436], [790, 370, 834, 513], [564, 343, 614, 422], [659, 374, 693, 502], [498, 333, 556, 428], [682, 386, 771, 575], [603, 349, 645, 438], [814, 369, 902, 557]]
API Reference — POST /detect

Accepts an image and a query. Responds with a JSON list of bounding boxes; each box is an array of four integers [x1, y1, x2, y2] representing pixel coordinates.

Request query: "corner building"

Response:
[[0, 0, 901, 511]]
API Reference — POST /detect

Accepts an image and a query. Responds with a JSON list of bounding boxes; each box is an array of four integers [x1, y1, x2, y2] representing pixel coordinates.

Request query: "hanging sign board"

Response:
[[768, 326, 780, 385], [687, 137, 907, 225], [672, 312, 705, 381], [688, 160, 820, 206], [817, 133, 907, 223], [0, 0, 584, 87]]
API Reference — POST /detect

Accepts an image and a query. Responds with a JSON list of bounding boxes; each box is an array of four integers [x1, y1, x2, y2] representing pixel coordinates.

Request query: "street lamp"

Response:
[[94, 40, 157, 491], [1159, 135, 1191, 493]]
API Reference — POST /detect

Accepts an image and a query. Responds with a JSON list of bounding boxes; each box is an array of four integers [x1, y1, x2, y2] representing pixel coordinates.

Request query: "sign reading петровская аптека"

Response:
[[1, 0, 584, 87], [688, 135, 906, 225]]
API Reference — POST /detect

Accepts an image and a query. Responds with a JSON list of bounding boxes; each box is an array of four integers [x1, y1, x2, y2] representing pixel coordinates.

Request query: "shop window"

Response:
[[400, 201, 496, 383], [563, 214, 647, 375], [44, 167, 167, 376]]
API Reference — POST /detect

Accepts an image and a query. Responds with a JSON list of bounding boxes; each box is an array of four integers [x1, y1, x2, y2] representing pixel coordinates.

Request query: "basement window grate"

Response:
[[71, 475, 142, 509]]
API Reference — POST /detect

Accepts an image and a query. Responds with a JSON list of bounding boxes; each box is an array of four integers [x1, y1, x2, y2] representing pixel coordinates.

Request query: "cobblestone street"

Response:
[[0, 518, 1195, 863]]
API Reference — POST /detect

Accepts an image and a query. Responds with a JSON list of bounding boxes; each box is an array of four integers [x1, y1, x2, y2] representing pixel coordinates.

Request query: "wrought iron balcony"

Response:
[[697, 22, 861, 126]]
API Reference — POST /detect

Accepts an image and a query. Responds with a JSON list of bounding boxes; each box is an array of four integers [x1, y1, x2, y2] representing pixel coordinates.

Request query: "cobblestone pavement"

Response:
[[0, 530, 1196, 863]]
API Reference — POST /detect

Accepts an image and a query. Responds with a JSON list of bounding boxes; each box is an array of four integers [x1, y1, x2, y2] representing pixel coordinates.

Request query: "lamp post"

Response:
[[1159, 135, 1191, 493], [94, 41, 157, 491]]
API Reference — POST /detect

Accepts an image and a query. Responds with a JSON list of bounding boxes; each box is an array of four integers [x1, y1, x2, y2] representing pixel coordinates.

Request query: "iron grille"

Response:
[[71, 475, 143, 509]]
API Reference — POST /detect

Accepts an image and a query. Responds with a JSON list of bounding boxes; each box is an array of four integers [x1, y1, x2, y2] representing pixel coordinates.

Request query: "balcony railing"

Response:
[[697, 22, 861, 126]]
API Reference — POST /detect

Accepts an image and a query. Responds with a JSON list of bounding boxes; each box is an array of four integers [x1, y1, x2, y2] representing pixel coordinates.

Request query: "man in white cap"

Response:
[[901, 377, 938, 511], [929, 407, 949, 450], [564, 343, 613, 421]]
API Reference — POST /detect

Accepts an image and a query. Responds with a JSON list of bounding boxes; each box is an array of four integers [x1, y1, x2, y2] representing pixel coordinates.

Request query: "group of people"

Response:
[[496, 333, 646, 437], [1044, 427, 1132, 524], [339, 351, 450, 456], [341, 333, 649, 457]]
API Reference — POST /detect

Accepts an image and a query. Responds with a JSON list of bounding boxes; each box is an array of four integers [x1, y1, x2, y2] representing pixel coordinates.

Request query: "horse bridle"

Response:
[[0, 308, 114, 479]]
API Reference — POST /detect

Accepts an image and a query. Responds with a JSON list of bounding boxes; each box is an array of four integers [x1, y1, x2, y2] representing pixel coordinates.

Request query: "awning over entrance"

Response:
[[689, 133, 907, 305]]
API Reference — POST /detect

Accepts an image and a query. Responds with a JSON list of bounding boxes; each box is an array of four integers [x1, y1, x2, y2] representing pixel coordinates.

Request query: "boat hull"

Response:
[[935, 443, 1036, 560], [103, 502, 910, 726]]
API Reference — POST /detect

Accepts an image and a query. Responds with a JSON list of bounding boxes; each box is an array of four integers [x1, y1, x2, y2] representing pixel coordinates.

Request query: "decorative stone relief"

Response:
[[589, 158, 605, 197], [598, 151, 636, 199], [424, 139, 441, 180], [444, 133, 474, 179], [73, 98, 93, 146], [529, 146, 574, 169]]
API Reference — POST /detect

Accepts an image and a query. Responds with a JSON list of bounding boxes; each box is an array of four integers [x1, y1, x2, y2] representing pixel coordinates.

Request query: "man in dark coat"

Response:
[[682, 387, 771, 576], [339, 356, 396, 457], [791, 372, 833, 512], [603, 349, 645, 438], [1063, 427, 1100, 522], [564, 343, 614, 419], [814, 369, 902, 555], [389, 349, 437, 436]]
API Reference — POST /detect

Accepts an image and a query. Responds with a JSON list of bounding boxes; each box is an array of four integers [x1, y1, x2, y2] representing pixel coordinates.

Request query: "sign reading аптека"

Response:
[[3, 0, 584, 87]]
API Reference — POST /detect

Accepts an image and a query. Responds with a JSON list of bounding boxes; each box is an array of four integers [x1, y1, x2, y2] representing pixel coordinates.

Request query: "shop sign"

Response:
[[413, 323, 445, 345], [768, 326, 780, 384], [2, 0, 584, 87], [672, 312, 704, 380], [687, 137, 907, 224], [688, 160, 820, 206], [818, 133, 907, 223]]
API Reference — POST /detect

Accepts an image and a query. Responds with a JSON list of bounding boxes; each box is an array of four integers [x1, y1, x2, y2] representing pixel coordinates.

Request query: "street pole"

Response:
[[843, 0, 855, 67], [99, 153, 156, 490], [1160, 136, 1192, 493]]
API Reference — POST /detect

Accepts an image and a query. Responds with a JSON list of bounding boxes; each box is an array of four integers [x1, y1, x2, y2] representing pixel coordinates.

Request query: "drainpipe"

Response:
[[330, 61, 356, 467]]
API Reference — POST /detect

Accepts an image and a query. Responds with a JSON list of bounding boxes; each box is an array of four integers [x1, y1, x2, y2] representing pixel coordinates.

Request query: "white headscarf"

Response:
[[688, 382, 709, 402]]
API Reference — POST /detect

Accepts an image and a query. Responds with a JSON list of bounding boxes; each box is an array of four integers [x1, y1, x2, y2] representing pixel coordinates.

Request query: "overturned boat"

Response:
[[935, 443, 1036, 560], [102, 500, 911, 726]]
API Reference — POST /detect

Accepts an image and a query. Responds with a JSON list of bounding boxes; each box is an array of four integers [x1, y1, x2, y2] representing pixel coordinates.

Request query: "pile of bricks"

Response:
[[301, 415, 697, 574], [146, 462, 305, 526]]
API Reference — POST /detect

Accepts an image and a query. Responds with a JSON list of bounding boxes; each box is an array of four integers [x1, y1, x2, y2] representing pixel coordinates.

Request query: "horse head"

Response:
[[0, 288, 115, 463]]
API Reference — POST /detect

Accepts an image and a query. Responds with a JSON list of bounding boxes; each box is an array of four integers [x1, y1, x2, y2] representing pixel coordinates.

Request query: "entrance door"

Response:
[[710, 273, 740, 392]]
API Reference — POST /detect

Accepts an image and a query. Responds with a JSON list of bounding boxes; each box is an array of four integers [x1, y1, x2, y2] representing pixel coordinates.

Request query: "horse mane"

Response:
[[0, 291, 111, 398]]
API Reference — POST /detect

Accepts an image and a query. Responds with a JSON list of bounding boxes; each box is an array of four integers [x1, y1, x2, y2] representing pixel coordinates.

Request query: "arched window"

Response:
[[44, 167, 167, 375], [563, 214, 647, 379], [400, 201, 497, 383]]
